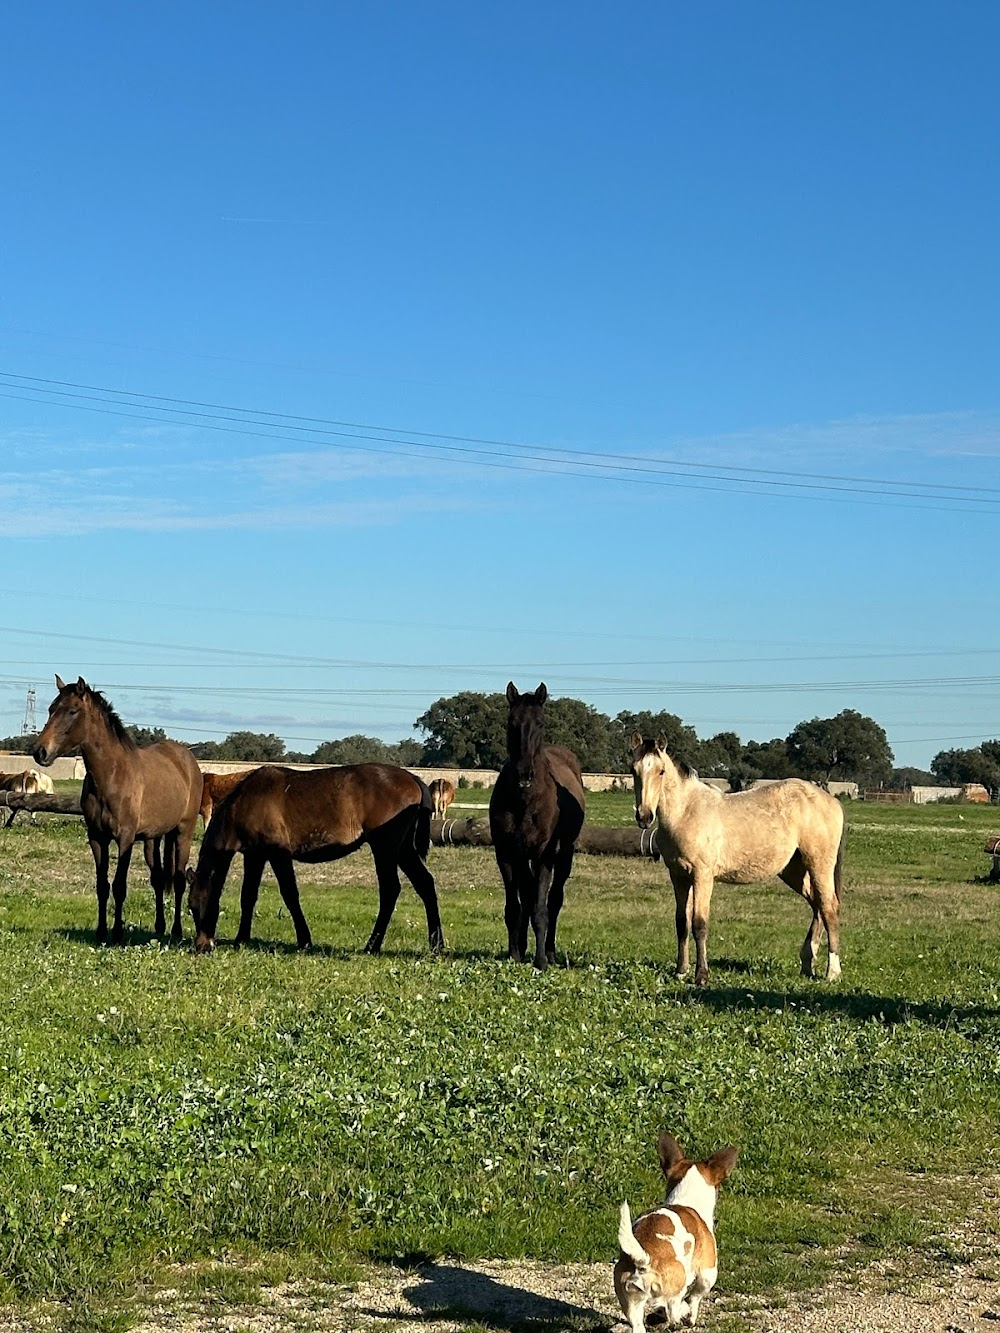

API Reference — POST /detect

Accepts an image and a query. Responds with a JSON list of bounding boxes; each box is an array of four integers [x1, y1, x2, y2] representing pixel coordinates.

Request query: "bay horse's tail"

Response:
[[834, 819, 847, 902], [413, 777, 433, 862]]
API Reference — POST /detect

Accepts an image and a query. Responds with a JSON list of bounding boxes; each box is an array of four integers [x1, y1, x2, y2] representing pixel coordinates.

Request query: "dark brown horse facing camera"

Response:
[[489, 682, 586, 970], [33, 675, 203, 943], [187, 762, 444, 955]]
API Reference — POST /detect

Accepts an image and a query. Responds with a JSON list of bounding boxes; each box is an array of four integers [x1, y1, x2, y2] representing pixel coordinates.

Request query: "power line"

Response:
[[3, 370, 999, 512]]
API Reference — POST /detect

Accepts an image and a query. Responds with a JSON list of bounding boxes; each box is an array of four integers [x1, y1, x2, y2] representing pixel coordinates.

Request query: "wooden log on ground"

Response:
[[1, 791, 83, 825], [432, 816, 660, 859]]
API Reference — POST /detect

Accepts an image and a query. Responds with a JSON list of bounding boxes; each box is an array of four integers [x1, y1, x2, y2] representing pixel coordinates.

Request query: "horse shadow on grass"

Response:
[[683, 960, 997, 1028], [357, 1258, 612, 1332]]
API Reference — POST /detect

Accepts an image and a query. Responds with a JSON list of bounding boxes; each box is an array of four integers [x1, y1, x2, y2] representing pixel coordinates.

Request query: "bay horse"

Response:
[[200, 768, 254, 827], [631, 734, 845, 985], [489, 682, 585, 970], [33, 676, 202, 943], [428, 777, 456, 820], [187, 762, 444, 955]]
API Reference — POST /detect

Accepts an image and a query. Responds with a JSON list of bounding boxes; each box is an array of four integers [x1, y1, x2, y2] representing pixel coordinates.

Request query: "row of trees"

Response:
[[4, 693, 992, 790]]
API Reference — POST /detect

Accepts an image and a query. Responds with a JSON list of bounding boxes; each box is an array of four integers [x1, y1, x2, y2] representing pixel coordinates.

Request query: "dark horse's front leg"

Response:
[[235, 851, 267, 946], [496, 852, 524, 960], [531, 860, 555, 971], [143, 837, 165, 935], [111, 835, 137, 945]]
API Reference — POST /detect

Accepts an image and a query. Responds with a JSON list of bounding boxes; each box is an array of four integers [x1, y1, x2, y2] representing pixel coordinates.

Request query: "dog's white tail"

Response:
[[618, 1202, 650, 1268]]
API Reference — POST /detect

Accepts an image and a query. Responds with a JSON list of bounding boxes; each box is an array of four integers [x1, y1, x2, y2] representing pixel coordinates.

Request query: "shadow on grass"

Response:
[[682, 980, 997, 1027], [358, 1259, 609, 1331]]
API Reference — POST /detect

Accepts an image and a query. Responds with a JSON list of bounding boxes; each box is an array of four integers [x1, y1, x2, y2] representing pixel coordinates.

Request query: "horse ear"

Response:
[[701, 1145, 739, 1186], [55, 674, 66, 691], [536, 682, 547, 704], [657, 1132, 686, 1177], [75, 677, 87, 695], [630, 731, 643, 752], [655, 733, 668, 752], [506, 681, 519, 704], [185, 867, 196, 886]]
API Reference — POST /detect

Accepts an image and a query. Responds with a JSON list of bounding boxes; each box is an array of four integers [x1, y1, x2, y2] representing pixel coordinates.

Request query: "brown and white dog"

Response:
[[615, 1132, 738, 1330]]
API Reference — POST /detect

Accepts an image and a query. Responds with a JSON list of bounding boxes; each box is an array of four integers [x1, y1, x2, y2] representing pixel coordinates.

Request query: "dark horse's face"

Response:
[[34, 674, 90, 767], [505, 681, 548, 778]]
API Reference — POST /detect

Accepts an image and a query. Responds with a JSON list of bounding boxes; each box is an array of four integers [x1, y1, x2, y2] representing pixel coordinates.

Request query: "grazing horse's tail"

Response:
[[834, 820, 847, 902], [413, 778, 433, 862]]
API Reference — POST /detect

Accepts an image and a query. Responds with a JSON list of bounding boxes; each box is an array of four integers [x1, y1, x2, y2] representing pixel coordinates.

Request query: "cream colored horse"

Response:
[[631, 734, 845, 985]]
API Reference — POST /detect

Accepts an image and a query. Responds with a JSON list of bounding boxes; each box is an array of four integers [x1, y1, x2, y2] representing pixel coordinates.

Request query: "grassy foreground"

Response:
[[0, 796, 998, 1324]]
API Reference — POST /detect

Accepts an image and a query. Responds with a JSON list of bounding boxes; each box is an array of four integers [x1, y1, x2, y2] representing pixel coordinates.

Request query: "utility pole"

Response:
[[20, 687, 37, 737]]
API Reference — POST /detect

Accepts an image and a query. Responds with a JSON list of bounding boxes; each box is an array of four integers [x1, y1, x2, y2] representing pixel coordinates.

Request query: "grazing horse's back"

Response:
[[190, 762, 443, 955]]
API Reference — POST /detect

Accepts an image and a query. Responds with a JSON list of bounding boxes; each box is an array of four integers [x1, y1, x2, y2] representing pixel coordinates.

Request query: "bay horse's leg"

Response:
[[530, 860, 555, 971], [544, 844, 574, 963], [269, 851, 312, 950], [496, 851, 523, 960], [397, 842, 444, 952], [235, 851, 266, 946], [110, 837, 136, 945], [192, 849, 235, 952], [366, 837, 404, 955], [144, 838, 165, 936], [170, 827, 194, 941], [89, 832, 112, 944], [691, 869, 714, 986], [667, 865, 693, 978]]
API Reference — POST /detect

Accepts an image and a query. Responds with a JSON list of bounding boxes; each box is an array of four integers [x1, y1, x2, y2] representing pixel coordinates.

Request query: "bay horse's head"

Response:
[[185, 863, 217, 953], [505, 681, 548, 783], [630, 732, 670, 828], [34, 674, 93, 766]]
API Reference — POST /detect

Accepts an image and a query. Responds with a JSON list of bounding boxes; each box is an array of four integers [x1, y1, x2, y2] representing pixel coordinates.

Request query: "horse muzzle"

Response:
[[33, 745, 51, 767], [635, 807, 654, 829]]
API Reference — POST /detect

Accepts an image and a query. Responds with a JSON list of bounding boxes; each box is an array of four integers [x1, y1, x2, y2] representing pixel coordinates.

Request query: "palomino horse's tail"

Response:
[[834, 820, 847, 902]]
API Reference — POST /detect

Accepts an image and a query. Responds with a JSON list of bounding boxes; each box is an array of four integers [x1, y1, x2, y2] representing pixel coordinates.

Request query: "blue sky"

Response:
[[2, 1, 998, 767]]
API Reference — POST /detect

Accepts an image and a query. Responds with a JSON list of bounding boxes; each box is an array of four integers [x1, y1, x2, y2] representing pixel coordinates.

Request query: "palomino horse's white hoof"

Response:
[[826, 953, 842, 981]]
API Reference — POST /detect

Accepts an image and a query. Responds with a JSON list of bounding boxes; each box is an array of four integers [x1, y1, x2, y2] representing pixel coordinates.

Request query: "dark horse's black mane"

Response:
[[80, 684, 136, 748]]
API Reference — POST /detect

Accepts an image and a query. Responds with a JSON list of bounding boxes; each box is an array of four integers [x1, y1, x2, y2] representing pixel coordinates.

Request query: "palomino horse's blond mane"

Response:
[[631, 733, 845, 985]]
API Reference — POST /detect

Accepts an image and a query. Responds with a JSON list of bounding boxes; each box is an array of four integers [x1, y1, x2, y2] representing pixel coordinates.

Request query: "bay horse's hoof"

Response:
[[194, 935, 215, 955], [296, 938, 312, 951], [694, 971, 709, 987]]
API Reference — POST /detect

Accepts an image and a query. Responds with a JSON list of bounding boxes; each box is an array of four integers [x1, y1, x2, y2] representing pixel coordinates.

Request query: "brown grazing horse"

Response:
[[200, 768, 254, 827], [489, 682, 586, 970], [428, 777, 456, 820], [34, 676, 202, 943], [632, 733, 845, 985], [188, 762, 444, 955]]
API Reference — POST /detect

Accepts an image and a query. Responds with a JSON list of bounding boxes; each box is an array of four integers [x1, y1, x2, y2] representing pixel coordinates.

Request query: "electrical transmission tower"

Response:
[[20, 687, 37, 737]]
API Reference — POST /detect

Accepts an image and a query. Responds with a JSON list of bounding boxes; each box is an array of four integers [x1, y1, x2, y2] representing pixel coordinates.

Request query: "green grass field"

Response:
[[0, 793, 998, 1327]]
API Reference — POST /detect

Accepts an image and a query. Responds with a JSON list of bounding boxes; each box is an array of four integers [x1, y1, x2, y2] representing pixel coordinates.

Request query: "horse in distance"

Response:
[[33, 676, 203, 943], [188, 762, 444, 955], [631, 733, 845, 985], [428, 777, 456, 820], [489, 682, 586, 970]]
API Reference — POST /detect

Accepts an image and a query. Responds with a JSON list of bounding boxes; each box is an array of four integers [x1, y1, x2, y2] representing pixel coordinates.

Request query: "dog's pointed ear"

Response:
[[55, 674, 66, 691], [536, 682, 547, 704], [506, 681, 519, 704], [701, 1145, 739, 1186], [657, 1132, 686, 1177], [630, 731, 643, 752]]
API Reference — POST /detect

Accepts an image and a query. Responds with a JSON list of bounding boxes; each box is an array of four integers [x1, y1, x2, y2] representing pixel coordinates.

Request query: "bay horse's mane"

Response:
[[80, 684, 136, 749]]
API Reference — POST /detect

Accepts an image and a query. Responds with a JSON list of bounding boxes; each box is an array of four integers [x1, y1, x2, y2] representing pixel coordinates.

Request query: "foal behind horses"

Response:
[[489, 682, 585, 970]]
